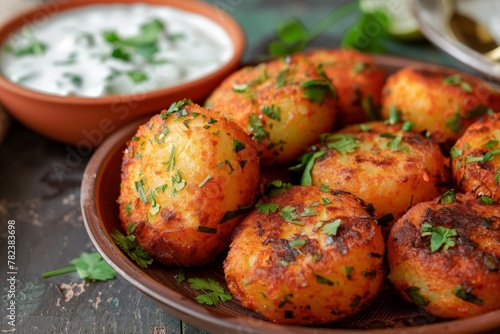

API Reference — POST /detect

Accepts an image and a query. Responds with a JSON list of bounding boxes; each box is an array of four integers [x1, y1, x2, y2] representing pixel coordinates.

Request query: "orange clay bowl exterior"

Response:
[[0, 0, 245, 146]]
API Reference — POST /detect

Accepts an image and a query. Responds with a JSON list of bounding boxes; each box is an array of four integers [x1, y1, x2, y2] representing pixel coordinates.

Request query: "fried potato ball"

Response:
[[205, 55, 337, 167], [303, 121, 450, 222], [451, 113, 500, 201], [224, 186, 385, 325], [388, 192, 500, 319], [381, 67, 500, 146], [297, 48, 386, 127], [117, 100, 260, 267]]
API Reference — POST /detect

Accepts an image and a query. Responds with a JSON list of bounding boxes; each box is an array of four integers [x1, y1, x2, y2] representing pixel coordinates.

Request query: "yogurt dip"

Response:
[[0, 3, 234, 97]]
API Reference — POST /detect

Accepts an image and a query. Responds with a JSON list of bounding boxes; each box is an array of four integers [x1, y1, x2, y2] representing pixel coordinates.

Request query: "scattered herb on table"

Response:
[[42, 251, 116, 282]]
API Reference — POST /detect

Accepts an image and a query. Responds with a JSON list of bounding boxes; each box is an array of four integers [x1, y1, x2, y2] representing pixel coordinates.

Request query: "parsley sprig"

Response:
[[421, 223, 458, 253], [42, 252, 116, 282], [111, 223, 153, 269], [187, 277, 232, 306]]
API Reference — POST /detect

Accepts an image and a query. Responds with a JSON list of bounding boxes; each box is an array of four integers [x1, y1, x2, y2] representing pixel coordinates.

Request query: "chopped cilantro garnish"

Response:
[[232, 139, 246, 153], [345, 266, 353, 280], [279, 205, 304, 225], [479, 195, 494, 205], [313, 272, 334, 286], [387, 105, 400, 125], [421, 223, 458, 252], [127, 70, 148, 83], [197, 225, 217, 234], [188, 277, 232, 306], [111, 227, 153, 268], [450, 147, 463, 158], [289, 239, 307, 247], [353, 62, 369, 73], [256, 202, 279, 215], [439, 189, 456, 204], [453, 286, 484, 305], [198, 175, 212, 188], [405, 286, 429, 306], [320, 133, 358, 154], [322, 219, 341, 236], [248, 113, 269, 143], [446, 111, 462, 134], [276, 69, 288, 87], [289, 150, 326, 186], [443, 74, 473, 93], [261, 105, 282, 122]]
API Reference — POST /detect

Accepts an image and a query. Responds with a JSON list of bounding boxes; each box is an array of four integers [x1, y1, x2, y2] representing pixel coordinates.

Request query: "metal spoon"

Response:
[[446, 0, 500, 61]]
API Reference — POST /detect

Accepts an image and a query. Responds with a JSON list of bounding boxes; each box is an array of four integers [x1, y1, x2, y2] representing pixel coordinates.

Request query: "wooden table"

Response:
[[0, 1, 490, 333]]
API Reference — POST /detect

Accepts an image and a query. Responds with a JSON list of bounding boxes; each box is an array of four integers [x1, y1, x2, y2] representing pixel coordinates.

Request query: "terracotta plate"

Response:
[[81, 54, 500, 334]]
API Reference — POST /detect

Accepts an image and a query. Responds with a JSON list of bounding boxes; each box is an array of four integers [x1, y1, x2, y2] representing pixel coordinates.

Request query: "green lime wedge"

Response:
[[360, 0, 424, 41]]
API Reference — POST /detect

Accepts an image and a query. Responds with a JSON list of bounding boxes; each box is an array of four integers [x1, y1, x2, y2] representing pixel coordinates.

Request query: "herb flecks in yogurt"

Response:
[[0, 4, 234, 97]]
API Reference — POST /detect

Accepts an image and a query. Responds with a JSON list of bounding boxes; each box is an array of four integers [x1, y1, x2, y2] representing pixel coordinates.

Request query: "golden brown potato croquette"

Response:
[[381, 67, 500, 146], [224, 186, 385, 325], [388, 192, 500, 319], [452, 113, 500, 201], [303, 121, 450, 222], [118, 100, 260, 267], [205, 55, 337, 167], [298, 48, 386, 127]]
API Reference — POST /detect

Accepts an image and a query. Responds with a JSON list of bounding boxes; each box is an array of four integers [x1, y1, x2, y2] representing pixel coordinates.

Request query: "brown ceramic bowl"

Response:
[[0, 0, 245, 146], [81, 54, 500, 334]]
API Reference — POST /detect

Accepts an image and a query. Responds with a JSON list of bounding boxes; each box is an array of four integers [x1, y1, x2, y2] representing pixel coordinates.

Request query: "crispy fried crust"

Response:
[[452, 113, 500, 201], [381, 67, 500, 146], [205, 56, 337, 167], [224, 186, 384, 325], [388, 192, 500, 319], [309, 121, 451, 221], [298, 48, 386, 127], [117, 101, 260, 267]]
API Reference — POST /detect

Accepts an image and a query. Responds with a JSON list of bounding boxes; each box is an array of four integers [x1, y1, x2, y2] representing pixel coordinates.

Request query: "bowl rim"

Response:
[[412, 0, 500, 84], [0, 0, 245, 104], [81, 55, 500, 334]]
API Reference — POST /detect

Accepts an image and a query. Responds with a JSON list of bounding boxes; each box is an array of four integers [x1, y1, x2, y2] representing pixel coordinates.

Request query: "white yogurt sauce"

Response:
[[0, 4, 234, 97]]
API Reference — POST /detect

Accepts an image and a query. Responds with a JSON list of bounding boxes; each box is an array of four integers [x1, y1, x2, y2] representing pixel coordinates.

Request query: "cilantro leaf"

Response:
[[439, 189, 456, 204], [248, 113, 269, 143], [187, 277, 232, 306], [42, 251, 116, 282], [289, 150, 327, 186], [264, 180, 293, 197], [322, 219, 341, 236], [111, 229, 153, 268], [453, 285, 484, 305], [443, 74, 473, 93], [279, 205, 304, 225], [405, 286, 430, 306], [321, 133, 358, 154], [421, 223, 458, 252], [256, 202, 280, 215]]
